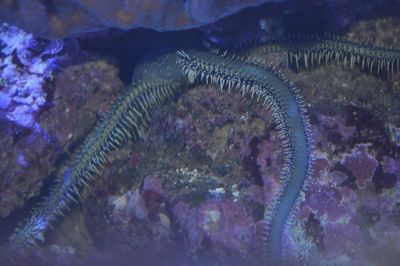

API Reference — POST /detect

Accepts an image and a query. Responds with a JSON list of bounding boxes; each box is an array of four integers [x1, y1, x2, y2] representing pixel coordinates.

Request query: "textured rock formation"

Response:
[[0, 0, 276, 38]]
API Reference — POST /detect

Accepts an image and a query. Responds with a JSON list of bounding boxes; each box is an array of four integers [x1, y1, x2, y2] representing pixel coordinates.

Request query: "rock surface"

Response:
[[0, 13, 399, 266], [0, 0, 278, 38]]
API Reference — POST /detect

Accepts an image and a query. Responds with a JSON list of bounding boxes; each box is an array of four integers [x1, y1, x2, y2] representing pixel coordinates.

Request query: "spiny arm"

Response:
[[8, 79, 184, 252], [176, 50, 313, 265], [225, 35, 400, 74]]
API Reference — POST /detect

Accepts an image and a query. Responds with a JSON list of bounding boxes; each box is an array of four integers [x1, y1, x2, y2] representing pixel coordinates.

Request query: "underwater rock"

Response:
[[76, 67, 400, 265], [297, 110, 400, 265], [84, 175, 189, 266], [289, 0, 400, 31], [242, 22, 400, 259], [33, 51, 399, 264], [109, 175, 168, 224], [382, 156, 400, 177], [1, 14, 399, 266], [0, 0, 279, 38], [95, 175, 175, 254], [0, 23, 66, 217], [39, 59, 123, 147], [69, 85, 270, 265], [341, 145, 379, 189], [173, 200, 256, 265], [0, 57, 122, 218], [0, 23, 64, 130], [0, 125, 56, 217]]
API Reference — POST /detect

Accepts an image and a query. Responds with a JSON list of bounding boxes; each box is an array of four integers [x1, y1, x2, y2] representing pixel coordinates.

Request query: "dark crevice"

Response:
[[305, 213, 325, 252], [372, 165, 397, 193], [77, 28, 203, 84], [333, 162, 358, 189], [242, 136, 263, 186]]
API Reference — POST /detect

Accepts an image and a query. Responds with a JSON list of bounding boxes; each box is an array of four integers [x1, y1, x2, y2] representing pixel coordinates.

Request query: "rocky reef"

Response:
[[0, 2, 400, 266], [0, 23, 67, 218]]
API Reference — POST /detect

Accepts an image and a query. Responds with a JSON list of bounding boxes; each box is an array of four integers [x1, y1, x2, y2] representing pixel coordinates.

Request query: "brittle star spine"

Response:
[[6, 34, 400, 265], [8, 79, 184, 251], [235, 34, 400, 74], [176, 50, 313, 265], [7, 50, 313, 266]]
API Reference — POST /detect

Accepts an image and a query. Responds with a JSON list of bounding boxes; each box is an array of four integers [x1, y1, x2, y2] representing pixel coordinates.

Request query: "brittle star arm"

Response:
[[8, 50, 314, 266]]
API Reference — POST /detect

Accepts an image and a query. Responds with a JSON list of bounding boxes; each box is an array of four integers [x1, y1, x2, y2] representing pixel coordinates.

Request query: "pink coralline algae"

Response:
[[110, 175, 167, 224], [97, 174, 259, 265], [70, 86, 272, 265], [0, 0, 276, 38], [382, 156, 400, 177], [341, 145, 379, 189], [173, 200, 256, 261], [295, 110, 400, 265]]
